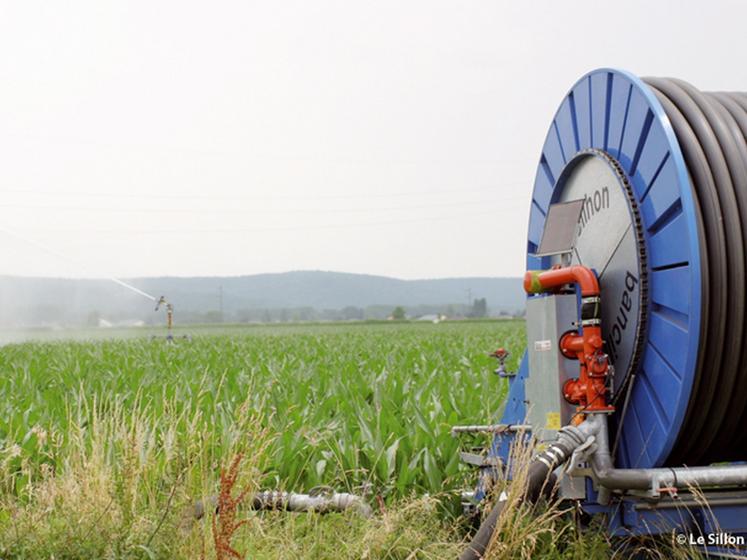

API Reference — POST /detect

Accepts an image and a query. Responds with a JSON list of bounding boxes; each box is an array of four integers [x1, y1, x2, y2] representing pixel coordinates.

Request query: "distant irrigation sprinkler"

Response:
[[154, 296, 173, 340], [153, 295, 190, 342]]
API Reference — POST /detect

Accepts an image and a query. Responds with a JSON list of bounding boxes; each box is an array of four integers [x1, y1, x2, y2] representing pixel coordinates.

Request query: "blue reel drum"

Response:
[[517, 68, 747, 469]]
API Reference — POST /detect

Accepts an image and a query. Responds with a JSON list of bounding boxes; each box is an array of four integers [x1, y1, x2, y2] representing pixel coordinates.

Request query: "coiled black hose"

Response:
[[642, 78, 747, 465]]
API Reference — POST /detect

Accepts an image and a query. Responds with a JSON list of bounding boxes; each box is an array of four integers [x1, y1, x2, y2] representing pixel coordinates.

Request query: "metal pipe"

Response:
[[459, 413, 747, 560], [450, 423, 532, 435], [192, 490, 372, 520], [252, 490, 373, 517], [585, 415, 747, 493]]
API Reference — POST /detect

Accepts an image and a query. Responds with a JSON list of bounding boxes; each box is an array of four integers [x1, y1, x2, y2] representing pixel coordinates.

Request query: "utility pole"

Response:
[[219, 285, 224, 323]]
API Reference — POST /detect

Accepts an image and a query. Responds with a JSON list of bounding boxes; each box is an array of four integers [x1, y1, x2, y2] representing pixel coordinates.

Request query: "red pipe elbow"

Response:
[[524, 266, 599, 296]]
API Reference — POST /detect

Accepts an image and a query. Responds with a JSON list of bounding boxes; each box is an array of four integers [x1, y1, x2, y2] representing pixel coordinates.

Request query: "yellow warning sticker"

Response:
[[546, 412, 561, 430]]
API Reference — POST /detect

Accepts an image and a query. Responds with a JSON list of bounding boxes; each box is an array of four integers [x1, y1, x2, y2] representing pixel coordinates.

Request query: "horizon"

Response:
[[0, 269, 523, 281]]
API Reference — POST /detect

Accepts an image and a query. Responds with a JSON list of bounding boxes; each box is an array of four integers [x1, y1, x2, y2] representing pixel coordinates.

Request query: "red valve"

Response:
[[490, 347, 509, 359]]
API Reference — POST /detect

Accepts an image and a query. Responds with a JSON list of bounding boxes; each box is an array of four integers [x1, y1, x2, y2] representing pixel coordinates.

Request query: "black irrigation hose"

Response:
[[643, 78, 747, 465], [458, 497, 507, 560], [457, 425, 591, 560], [458, 464, 557, 560]]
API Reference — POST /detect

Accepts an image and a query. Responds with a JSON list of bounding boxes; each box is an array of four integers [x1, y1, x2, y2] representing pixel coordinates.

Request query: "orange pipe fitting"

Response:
[[525, 265, 614, 414], [524, 265, 600, 296]]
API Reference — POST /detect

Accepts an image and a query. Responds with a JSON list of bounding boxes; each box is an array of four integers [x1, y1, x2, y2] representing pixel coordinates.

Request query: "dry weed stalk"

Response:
[[212, 452, 252, 560]]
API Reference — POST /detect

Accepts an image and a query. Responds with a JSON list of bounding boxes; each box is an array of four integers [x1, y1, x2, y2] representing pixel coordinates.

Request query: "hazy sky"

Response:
[[0, 1, 744, 280]]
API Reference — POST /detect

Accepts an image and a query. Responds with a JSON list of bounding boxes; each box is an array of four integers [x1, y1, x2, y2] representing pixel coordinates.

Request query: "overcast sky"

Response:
[[0, 1, 744, 280]]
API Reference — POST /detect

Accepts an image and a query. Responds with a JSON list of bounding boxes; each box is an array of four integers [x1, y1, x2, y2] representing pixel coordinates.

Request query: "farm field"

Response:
[[0, 320, 524, 559], [0, 320, 702, 559]]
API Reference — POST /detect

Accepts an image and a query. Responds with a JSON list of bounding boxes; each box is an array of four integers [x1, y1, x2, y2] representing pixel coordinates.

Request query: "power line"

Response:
[[0, 195, 527, 215], [3, 132, 530, 168], [0, 182, 530, 202], [4, 208, 506, 235]]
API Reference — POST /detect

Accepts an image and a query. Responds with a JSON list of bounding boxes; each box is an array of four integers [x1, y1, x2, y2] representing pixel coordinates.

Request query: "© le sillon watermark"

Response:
[[676, 532, 745, 547]]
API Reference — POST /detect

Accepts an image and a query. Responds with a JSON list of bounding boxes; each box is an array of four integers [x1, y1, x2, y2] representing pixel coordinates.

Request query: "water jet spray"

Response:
[[0, 225, 157, 302]]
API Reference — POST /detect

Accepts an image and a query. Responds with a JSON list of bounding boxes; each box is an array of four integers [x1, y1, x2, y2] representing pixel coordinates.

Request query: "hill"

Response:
[[0, 271, 524, 327]]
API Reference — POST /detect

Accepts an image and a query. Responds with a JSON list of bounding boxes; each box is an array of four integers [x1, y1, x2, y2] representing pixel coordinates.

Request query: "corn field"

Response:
[[0, 321, 522, 502]]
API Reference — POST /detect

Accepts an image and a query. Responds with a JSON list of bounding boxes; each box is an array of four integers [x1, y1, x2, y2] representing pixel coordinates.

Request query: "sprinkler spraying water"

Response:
[[154, 296, 174, 341], [153, 295, 190, 342], [0, 224, 195, 341]]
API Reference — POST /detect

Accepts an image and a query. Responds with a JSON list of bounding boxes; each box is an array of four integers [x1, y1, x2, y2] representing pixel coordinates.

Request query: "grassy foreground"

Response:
[[0, 321, 700, 559]]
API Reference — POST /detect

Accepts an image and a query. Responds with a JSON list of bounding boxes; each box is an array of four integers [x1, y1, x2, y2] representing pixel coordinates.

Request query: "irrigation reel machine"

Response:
[[456, 69, 747, 558]]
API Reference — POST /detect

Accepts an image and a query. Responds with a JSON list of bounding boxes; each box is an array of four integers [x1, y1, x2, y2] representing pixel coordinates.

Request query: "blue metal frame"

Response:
[[472, 355, 529, 502], [582, 494, 747, 556]]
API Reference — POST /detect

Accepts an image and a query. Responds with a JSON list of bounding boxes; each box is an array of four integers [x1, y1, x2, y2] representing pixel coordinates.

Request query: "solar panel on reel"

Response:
[[534, 199, 584, 257]]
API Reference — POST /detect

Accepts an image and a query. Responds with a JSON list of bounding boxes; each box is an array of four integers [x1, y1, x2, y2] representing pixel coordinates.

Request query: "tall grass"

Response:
[[0, 380, 464, 559]]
